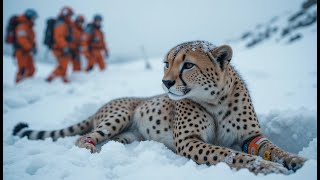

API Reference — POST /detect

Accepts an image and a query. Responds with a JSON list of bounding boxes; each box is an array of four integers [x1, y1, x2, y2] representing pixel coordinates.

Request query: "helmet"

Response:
[[75, 15, 85, 23], [60, 6, 74, 17], [24, 9, 38, 20], [93, 14, 103, 21]]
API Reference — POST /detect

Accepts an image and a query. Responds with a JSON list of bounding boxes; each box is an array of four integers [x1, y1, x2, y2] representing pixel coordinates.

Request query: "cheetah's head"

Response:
[[162, 41, 233, 102]]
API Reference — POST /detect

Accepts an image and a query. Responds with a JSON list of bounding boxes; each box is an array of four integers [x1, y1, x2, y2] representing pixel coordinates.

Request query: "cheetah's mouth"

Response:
[[183, 88, 191, 94], [168, 88, 191, 100]]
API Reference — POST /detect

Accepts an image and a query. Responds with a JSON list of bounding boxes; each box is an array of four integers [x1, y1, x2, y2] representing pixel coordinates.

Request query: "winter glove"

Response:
[[32, 47, 37, 55], [92, 37, 100, 42], [62, 47, 70, 55], [104, 49, 109, 58]]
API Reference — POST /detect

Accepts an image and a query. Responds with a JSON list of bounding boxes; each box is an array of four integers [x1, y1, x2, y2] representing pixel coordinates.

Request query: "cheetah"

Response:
[[13, 41, 306, 175]]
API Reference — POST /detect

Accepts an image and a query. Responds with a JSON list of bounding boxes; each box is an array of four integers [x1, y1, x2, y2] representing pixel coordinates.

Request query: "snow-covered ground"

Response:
[[3, 31, 317, 179]]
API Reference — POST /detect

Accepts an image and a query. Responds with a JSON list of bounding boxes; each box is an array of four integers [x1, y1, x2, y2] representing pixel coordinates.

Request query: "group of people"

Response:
[[6, 6, 109, 84]]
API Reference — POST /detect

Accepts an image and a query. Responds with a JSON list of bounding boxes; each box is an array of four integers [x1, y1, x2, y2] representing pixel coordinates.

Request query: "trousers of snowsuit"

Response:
[[84, 49, 105, 71], [50, 49, 71, 78], [15, 49, 35, 82]]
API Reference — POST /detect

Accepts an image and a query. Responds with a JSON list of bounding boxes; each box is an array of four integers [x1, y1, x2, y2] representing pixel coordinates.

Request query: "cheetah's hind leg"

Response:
[[75, 98, 142, 153], [112, 131, 144, 144]]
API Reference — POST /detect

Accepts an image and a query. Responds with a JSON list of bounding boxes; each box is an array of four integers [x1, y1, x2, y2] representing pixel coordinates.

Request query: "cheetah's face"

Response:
[[162, 41, 232, 102]]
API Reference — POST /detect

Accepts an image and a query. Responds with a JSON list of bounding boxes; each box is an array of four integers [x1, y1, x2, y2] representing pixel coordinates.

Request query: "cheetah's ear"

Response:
[[210, 45, 233, 70]]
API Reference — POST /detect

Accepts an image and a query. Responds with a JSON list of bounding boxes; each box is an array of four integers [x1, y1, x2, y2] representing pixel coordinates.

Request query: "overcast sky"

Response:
[[3, 0, 303, 59]]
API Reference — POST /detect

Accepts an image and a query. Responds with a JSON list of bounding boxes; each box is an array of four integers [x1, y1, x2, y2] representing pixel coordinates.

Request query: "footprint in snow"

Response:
[[26, 159, 46, 175]]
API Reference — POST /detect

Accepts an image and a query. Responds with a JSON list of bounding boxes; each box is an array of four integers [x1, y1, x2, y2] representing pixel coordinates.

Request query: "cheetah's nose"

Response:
[[162, 80, 176, 89]]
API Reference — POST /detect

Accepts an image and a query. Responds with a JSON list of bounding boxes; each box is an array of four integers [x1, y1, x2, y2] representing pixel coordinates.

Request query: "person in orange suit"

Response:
[[14, 9, 38, 83], [70, 15, 85, 72], [80, 14, 109, 72], [46, 6, 74, 83]]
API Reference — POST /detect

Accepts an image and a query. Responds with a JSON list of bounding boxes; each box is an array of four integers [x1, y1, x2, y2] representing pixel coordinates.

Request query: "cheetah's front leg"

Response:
[[173, 100, 289, 175], [176, 137, 289, 175]]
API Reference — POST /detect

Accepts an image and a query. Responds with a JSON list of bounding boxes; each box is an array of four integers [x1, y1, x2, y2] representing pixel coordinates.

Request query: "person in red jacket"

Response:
[[70, 15, 85, 72], [46, 6, 74, 83], [14, 9, 38, 83], [80, 14, 109, 72]]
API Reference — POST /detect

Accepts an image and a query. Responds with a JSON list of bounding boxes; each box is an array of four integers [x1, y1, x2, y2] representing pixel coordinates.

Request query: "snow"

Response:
[[299, 138, 317, 160], [3, 139, 318, 180], [3, 16, 317, 180], [259, 108, 317, 154]]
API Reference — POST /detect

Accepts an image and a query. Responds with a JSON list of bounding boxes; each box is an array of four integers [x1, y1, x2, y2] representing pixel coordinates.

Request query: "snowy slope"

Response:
[[3, 31, 317, 179], [228, 3, 317, 48]]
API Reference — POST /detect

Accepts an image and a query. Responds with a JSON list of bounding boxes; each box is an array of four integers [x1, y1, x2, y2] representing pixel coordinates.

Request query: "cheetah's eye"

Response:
[[164, 62, 169, 69], [183, 62, 195, 69]]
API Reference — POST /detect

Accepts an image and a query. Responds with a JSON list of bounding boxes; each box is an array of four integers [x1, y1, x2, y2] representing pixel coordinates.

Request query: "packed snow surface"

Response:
[[3, 32, 317, 179]]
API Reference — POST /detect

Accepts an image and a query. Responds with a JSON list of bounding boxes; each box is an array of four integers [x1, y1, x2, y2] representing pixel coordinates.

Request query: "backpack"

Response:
[[84, 23, 97, 51], [44, 17, 73, 49], [43, 18, 56, 49], [5, 15, 20, 45], [84, 23, 94, 38]]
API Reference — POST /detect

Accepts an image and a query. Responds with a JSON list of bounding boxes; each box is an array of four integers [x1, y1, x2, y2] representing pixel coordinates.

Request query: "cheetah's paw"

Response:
[[249, 160, 290, 175], [75, 137, 97, 153], [282, 155, 306, 172]]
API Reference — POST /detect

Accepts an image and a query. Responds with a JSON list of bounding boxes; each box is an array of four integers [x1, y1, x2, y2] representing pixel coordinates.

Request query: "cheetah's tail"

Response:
[[12, 116, 94, 141]]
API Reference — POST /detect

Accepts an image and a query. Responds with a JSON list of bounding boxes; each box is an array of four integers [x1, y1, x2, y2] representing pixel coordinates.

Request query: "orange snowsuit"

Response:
[[69, 22, 83, 71], [48, 17, 73, 81], [14, 15, 36, 83], [80, 24, 108, 71]]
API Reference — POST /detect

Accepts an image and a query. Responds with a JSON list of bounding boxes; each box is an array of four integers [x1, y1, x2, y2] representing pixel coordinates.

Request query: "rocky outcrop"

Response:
[[233, 0, 317, 48]]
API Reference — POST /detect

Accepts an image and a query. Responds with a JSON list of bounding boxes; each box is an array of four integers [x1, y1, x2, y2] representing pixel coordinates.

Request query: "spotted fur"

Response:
[[13, 41, 305, 175]]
